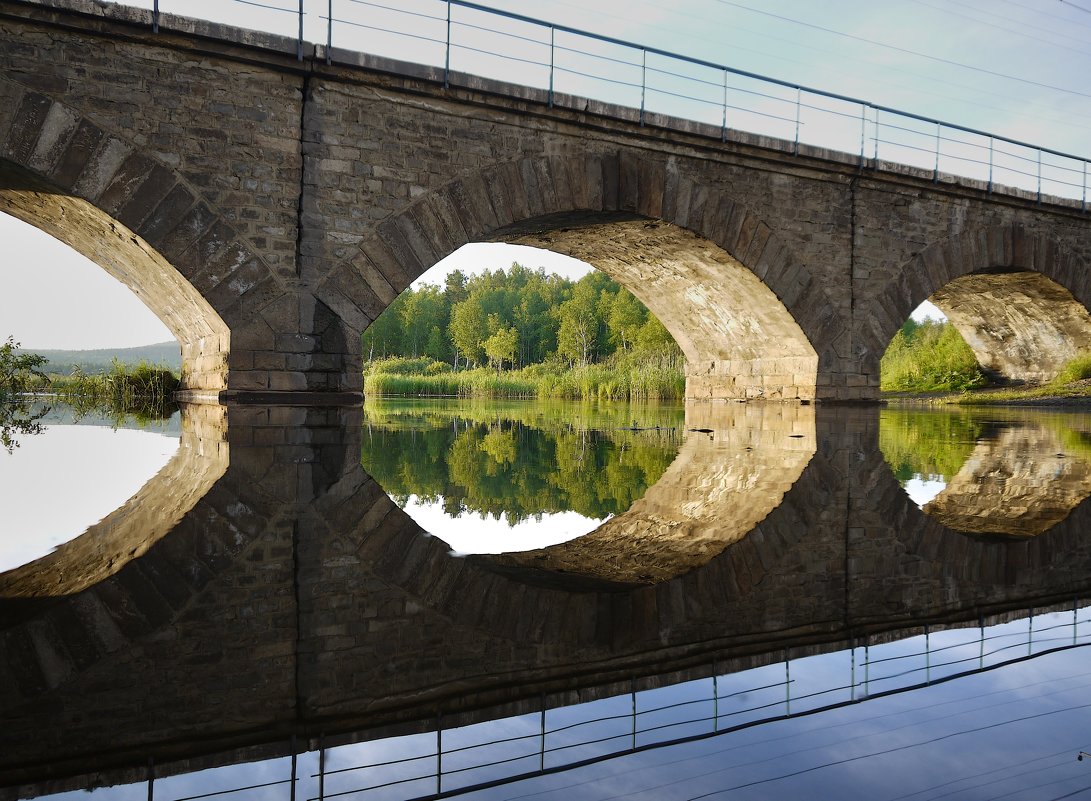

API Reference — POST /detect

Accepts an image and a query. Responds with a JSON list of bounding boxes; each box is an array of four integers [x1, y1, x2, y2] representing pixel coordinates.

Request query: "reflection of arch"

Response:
[[481, 403, 816, 584], [864, 426, 1091, 620], [0, 77, 285, 391], [315, 153, 842, 400], [0, 406, 228, 599], [911, 418, 1091, 538], [870, 224, 1091, 382]]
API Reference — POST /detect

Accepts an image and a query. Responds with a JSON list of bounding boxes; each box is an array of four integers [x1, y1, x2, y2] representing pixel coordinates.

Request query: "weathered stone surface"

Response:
[[4, 1, 1091, 401], [931, 271, 1091, 382]]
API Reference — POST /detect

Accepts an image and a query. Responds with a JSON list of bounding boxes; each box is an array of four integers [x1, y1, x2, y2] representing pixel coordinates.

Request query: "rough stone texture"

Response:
[[5, 2, 1091, 400], [3, 404, 1091, 795], [931, 271, 1091, 382], [484, 403, 816, 583], [925, 422, 1091, 536]]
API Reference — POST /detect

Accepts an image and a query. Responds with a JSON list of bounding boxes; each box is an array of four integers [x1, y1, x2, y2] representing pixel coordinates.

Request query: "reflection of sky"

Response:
[[903, 475, 946, 507], [34, 616, 1091, 801], [402, 494, 609, 554], [0, 421, 179, 573]]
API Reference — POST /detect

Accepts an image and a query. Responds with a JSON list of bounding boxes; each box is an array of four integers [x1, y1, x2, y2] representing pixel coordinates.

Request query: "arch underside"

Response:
[[931, 270, 1091, 383], [923, 420, 1091, 538], [0, 158, 230, 391], [491, 212, 819, 401], [478, 403, 816, 585]]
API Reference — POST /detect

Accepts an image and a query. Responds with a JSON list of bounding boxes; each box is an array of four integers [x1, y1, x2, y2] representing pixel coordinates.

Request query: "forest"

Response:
[[362, 265, 686, 399], [361, 401, 682, 524]]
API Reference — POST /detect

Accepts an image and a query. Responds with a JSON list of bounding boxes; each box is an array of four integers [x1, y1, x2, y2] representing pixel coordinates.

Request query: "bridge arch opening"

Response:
[[358, 212, 820, 584], [0, 159, 230, 392]]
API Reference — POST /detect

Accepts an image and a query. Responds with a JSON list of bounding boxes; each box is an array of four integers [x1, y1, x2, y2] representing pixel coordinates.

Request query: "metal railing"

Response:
[[39, 601, 1091, 801], [134, 0, 1091, 209]]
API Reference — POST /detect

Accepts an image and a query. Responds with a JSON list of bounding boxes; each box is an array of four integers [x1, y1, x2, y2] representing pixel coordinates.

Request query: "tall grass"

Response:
[[364, 356, 685, 400], [881, 320, 987, 393], [44, 359, 179, 416]]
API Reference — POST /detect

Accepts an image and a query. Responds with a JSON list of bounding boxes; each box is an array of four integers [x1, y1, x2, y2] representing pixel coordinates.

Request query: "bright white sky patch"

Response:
[[0, 423, 179, 573], [904, 476, 946, 507], [411, 243, 593, 289], [402, 494, 609, 554], [1, 212, 174, 350]]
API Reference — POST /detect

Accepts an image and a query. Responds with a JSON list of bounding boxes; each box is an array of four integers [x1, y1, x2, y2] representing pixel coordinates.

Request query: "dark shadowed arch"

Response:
[[868, 223, 1091, 383], [0, 76, 288, 392], [315, 152, 847, 401]]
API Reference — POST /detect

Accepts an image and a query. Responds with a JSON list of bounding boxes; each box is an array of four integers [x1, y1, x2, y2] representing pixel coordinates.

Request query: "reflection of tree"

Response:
[[879, 409, 986, 482], [361, 403, 681, 525], [0, 402, 48, 453]]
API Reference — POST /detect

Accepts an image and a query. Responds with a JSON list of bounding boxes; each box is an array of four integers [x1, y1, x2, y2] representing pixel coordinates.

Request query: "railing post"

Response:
[[979, 613, 985, 670], [444, 0, 451, 89], [933, 122, 940, 183], [152, 0, 159, 33], [850, 643, 856, 701], [1083, 163, 1087, 213], [873, 107, 879, 163], [924, 625, 930, 685], [1076, 598, 1080, 645], [1037, 150, 1042, 204], [630, 678, 637, 749], [297, 0, 304, 61], [988, 137, 994, 193], [712, 669, 719, 731], [147, 758, 155, 801], [1028, 608, 1034, 656], [548, 26, 555, 108], [318, 739, 325, 801], [859, 105, 866, 166], [326, 0, 333, 65], [539, 697, 546, 771], [290, 736, 297, 801], [793, 87, 800, 155], [721, 69, 728, 142], [436, 713, 443, 795], [639, 48, 646, 126], [784, 652, 791, 716]]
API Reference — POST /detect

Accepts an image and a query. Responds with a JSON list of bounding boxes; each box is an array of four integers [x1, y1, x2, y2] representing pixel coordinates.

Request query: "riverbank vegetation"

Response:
[[881, 318, 1091, 405], [362, 400, 682, 523], [880, 319, 987, 393], [362, 265, 685, 399]]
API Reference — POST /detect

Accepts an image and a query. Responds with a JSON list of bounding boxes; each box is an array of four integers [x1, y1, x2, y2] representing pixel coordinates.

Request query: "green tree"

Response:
[[0, 337, 47, 397], [484, 325, 519, 370], [449, 294, 490, 367]]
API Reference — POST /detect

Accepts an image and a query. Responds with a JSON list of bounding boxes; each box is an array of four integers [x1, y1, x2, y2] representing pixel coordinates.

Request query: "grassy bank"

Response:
[[363, 356, 686, 400]]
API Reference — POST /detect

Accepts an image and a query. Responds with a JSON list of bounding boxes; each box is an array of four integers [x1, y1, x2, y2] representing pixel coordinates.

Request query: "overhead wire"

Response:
[[908, 0, 1091, 58], [711, 0, 1091, 100]]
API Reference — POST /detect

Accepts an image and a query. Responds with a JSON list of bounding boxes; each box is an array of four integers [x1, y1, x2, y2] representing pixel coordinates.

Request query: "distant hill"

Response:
[[23, 341, 181, 374]]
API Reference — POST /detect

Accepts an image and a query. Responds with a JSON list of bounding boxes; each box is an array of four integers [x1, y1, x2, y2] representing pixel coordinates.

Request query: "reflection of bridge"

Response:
[[7, 1, 1091, 400], [4, 404, 1091, 797]]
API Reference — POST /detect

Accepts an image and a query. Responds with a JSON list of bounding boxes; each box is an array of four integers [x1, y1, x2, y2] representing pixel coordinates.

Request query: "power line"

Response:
[[909, 0, 1091, 59], [1060, 0, 1091, 15], [712, 0, 1091, 101]]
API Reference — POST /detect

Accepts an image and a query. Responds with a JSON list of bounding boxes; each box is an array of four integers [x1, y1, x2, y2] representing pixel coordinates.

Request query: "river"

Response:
[[2, 398, 1090, 800]]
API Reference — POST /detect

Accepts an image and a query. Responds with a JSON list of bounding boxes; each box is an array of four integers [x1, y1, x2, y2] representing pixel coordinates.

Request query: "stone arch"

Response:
[[870, 223, 1091, 383], [315, 151, 846, 401], [0, 77, 288, 393]]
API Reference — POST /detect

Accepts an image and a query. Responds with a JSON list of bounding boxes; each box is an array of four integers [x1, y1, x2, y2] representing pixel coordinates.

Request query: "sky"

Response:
[[5, 0, 1089, 347]]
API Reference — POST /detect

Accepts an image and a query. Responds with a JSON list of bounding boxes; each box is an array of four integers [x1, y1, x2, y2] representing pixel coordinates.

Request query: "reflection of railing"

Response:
[[133, 0, 1091, 206], [56, 603, 1091, 801]]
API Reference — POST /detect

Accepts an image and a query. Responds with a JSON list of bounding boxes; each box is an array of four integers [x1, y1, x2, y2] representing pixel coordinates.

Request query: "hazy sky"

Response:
[[4, 0, 1086, 347]]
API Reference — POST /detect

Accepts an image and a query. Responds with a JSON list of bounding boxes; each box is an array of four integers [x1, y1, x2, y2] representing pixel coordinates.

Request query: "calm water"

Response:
[[3, 399, 1091, 800]]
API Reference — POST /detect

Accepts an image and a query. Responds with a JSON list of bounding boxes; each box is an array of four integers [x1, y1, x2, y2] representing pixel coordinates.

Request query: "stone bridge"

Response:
[[5, 0, 1091, 401]]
